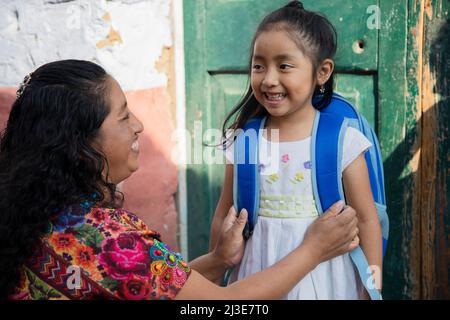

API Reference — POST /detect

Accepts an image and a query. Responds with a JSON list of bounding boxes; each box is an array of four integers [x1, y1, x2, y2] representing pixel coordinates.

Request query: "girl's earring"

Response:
[[319, 85, 325, 94]]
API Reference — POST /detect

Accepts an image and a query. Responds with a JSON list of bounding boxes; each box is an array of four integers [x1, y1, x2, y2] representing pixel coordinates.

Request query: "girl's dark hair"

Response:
[[222, 0, 337, 136], [0, 59, 119, 298]]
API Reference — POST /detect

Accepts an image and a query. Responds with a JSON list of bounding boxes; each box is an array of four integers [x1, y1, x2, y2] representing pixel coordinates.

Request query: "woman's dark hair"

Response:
[[0, 59, 119, 298], [222, 0, 338, 137]]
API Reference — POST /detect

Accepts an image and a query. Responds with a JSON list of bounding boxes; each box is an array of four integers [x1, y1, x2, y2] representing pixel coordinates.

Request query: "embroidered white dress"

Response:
[[226, 127, 372, 300]]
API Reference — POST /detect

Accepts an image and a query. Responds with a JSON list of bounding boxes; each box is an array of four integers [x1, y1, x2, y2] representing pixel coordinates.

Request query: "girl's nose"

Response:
[[262, 69, 279, 87]]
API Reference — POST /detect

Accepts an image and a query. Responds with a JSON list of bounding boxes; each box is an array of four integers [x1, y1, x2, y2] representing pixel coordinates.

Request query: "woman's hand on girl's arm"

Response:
[[175, 201, 359, 300], [189, 207, 247, 284], [343, 153, 383, 291]]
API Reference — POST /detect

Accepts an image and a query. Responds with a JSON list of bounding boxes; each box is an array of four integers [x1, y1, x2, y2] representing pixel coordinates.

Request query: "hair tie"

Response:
[[285, 1, 304, 10], [16, 73, 33, 99]]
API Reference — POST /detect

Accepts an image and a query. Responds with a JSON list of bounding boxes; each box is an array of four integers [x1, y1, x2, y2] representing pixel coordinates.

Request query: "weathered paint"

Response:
[[0, 0, 180, 250], [423, 0, 450, 299], [380, 0, 450, 299], [404, 0, 450, 299], [0, 0, 173, 90]]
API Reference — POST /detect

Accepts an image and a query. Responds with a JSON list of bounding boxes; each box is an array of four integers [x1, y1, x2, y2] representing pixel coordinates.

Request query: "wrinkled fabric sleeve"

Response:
[[341, 127, 373, 171]]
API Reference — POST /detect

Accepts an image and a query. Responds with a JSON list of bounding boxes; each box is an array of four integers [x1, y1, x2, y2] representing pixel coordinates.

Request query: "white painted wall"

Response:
[[0, 0, 172, 91]]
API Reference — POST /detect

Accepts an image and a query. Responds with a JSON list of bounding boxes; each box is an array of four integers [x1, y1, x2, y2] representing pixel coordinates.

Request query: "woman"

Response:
[[0, 60, 359, 300]]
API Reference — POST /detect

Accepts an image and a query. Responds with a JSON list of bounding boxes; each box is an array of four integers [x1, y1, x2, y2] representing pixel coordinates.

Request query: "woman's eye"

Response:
[[122, 113, 130, 120]]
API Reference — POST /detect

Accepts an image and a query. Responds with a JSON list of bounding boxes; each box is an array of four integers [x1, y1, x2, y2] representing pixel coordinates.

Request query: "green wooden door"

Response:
[[183, 0, 415, 299]]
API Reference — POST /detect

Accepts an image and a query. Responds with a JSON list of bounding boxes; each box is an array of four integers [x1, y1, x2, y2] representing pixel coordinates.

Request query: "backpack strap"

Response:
[[233, 117, 266, 239], [311, 111, 348, 213], [311, 110, 382, 300]]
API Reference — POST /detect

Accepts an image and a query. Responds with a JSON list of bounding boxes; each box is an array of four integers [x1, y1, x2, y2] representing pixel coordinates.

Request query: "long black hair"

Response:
[[222, 0, 338, 137], [0, 60, 119, 298]]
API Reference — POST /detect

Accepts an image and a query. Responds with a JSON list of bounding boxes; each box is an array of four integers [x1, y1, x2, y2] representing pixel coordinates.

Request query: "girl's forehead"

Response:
[[253, 30, 307, 59]]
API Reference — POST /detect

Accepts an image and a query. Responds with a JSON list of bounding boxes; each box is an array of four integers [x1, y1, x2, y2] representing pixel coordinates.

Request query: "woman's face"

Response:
[[96, 77, 144, 184]]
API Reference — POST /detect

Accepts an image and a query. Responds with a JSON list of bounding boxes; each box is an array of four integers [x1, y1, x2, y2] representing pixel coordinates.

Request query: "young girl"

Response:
[[210, 1, 382, 299]]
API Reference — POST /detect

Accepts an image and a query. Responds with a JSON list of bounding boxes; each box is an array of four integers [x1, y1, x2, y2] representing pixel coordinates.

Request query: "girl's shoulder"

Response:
[[342, 127, 373, 171]]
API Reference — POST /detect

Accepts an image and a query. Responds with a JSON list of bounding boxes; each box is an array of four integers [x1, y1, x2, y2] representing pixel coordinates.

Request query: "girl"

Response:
[[210, 1, 382, 299]]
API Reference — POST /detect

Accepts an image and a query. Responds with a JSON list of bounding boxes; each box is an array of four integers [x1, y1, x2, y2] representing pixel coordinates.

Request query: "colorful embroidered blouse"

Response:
[[10, 204, 191, 300]]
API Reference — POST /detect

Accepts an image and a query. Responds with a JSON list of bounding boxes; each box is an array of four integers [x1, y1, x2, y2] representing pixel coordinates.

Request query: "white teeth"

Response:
[[265, 93, 286, 101], [131, 141, 139, 152]]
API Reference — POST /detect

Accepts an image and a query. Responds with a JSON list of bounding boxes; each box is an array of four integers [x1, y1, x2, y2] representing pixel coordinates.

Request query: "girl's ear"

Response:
[[316, 59, 334, 85]]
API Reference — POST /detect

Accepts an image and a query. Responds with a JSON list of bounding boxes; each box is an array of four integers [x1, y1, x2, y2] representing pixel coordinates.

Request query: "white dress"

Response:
[[225, 127, 372, 300]]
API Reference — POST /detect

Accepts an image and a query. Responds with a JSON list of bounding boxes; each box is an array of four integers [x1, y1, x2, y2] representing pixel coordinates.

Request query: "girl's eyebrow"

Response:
[[252, 54, 297, 60], [274, 54, 296, 60]]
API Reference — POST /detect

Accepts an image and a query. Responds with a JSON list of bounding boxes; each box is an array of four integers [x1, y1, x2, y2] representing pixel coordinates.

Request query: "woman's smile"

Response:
[[131, 140, 140, 153]]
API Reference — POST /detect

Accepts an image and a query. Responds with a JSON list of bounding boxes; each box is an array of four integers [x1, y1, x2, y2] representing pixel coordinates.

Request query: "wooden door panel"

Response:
[[206, 0, 378, 71]]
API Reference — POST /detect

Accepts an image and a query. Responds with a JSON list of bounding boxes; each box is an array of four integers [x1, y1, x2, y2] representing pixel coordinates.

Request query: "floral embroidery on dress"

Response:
[[303, 161, 312, 169], [281, 154, 290, 163], [290, 171, 305, 184], [11, 204, 191, 300], [266, 173, 279, 184]]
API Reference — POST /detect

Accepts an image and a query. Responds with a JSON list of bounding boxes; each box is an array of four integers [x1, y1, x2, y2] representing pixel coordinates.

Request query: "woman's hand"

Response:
[[212, 206, 248, 269], [303, 201, 359, 265]]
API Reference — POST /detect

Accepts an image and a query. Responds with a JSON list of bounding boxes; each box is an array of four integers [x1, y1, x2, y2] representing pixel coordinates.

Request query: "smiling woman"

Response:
[[0, 59, 360, 300]]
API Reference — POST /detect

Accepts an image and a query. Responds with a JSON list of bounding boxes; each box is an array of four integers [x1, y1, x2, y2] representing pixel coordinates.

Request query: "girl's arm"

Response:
[[176, 201, 360, 300], [343, 153, 383, 293], [209, 163, 234, 252]]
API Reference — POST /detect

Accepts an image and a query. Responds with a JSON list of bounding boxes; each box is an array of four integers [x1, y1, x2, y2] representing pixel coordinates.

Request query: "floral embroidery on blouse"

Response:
[[10, 204, 191, 300], [281, 154, 290, 163]]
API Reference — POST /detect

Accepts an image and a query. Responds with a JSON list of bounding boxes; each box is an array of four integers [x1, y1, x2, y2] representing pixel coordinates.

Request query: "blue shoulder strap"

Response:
[[233, 117, 265, 239], [310, 111, 347, 214], [311, 110, 383, 300]]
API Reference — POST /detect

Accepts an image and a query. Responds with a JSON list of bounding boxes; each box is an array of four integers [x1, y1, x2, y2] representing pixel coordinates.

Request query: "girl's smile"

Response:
[[263, 92, 287, 106]]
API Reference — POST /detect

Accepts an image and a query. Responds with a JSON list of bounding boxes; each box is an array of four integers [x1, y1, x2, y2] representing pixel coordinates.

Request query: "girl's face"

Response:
[[251, 30, 320, 118], [96, 77, 144, 184]]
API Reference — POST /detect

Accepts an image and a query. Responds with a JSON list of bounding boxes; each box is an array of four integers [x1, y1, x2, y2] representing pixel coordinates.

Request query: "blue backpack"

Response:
[[233, 93, 389, 300]]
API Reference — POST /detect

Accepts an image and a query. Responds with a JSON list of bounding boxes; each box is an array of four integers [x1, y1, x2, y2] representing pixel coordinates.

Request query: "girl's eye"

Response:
[[280, 64, 293, 70], [252, 64, 264, 71], [122, 113, 130, 121]]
